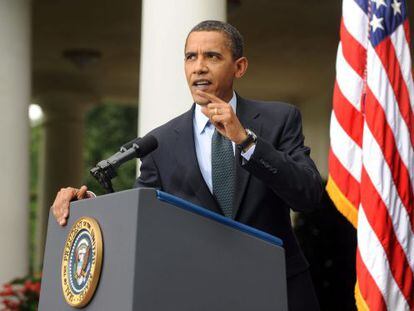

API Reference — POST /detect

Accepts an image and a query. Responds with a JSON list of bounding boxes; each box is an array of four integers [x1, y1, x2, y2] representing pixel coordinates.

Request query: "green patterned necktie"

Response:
[[211, 129, 235, 218]]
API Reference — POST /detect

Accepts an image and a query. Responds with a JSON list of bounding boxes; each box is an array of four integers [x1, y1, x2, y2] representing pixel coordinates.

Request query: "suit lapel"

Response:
[[233, 95, 262, 219], [173, 105, 222, 214]]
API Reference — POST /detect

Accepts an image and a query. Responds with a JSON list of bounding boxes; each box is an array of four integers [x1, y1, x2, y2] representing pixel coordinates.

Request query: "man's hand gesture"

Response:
[[198, 90, 247, 144]]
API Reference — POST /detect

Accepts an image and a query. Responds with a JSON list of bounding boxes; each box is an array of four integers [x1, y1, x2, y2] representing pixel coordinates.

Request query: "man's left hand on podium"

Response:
[[51, 185, 92, 226]]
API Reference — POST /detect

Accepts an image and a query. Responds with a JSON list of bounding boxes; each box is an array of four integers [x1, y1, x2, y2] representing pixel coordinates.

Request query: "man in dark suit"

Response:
[[53, 20, 322, 310]]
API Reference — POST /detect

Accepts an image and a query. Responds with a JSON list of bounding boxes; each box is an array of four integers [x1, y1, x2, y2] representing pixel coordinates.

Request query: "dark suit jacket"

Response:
[[136, 95, 323, 279]]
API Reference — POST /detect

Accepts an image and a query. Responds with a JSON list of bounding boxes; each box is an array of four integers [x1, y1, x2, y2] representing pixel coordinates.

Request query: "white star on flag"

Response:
[[372, 0, 387, 8], [370, 14, 385, 32], [391, 0, 402, 15]]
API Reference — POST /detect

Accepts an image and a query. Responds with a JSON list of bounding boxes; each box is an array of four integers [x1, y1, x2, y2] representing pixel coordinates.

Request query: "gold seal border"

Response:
[[61, 216, 103, 308]]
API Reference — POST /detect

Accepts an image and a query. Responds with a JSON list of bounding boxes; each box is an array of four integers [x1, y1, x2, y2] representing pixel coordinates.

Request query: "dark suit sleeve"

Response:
[[242, 106, 323, 212], [134, 153, 162, 189]]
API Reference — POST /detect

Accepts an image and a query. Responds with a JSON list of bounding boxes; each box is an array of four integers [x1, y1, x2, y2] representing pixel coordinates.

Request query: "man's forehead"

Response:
[[185, 30, 230, 52]]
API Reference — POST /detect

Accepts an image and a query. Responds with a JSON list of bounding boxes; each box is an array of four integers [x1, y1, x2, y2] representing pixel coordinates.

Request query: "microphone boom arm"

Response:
[[89, 136, 158, 193]]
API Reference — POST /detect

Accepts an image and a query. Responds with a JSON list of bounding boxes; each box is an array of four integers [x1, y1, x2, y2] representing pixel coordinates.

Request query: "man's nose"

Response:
[[194, 57, 208, 74]]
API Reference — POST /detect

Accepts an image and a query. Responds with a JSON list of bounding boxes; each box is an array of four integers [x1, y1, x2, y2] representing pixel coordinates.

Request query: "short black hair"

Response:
[[187, 20, 244, 59]]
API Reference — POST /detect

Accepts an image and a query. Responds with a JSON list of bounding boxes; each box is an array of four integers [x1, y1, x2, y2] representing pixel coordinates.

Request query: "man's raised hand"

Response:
[[197, 90, 247, 144]]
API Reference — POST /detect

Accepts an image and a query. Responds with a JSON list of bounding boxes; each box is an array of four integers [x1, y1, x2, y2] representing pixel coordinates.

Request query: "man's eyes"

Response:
[[184, 53, 221, 61], [206, 53, 220, 60]]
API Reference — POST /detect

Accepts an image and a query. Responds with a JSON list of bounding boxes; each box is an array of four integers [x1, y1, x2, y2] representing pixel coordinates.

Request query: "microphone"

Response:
[[120, 137, 142, 151], [90, 135, 158, 193], [109, 135, 158, 168]]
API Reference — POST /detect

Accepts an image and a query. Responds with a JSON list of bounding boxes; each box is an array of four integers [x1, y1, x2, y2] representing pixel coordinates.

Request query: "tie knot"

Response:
[[212, 129, 227, 141]]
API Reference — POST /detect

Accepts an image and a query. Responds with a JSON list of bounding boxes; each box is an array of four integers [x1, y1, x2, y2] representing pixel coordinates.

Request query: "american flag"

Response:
[[327, 0, 414, 309]]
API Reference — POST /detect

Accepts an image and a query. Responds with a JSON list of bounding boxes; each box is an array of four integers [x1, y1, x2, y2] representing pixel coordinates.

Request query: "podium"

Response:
[[39, 188, 287, 310]]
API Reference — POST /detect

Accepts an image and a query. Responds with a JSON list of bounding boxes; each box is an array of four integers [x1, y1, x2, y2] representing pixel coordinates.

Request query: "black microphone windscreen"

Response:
[[135, 135, 158, 157]]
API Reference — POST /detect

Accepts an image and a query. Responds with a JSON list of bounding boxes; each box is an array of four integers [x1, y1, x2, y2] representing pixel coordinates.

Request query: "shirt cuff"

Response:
[[241, 144, 256, 162]]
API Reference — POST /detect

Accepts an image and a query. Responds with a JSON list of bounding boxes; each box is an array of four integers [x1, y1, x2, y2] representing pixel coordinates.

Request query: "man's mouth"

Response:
[[192, 79, 212, 90]]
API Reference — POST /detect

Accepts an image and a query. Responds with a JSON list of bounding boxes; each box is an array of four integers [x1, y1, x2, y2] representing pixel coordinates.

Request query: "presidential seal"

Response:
[[61, 217, 103, 308]]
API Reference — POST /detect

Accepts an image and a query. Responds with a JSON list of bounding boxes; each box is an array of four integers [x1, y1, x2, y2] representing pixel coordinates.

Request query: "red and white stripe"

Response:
[[327, 0, 414, 309]]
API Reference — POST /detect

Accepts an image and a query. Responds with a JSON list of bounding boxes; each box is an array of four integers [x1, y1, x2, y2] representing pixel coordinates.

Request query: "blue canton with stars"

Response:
[[353, 0, 408, 47], [367, 0, 407, 47]]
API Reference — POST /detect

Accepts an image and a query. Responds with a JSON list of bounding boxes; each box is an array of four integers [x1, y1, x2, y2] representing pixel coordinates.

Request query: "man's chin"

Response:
[[192, 95, 210, 106]]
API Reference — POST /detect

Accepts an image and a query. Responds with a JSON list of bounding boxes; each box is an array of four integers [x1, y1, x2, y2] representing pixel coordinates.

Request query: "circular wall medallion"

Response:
[[61, 217, 103, 308]]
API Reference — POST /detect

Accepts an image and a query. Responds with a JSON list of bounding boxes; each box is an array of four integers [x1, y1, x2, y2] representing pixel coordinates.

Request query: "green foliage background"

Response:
[[83, 103, 138, 194], [29, 103, 138, 272]]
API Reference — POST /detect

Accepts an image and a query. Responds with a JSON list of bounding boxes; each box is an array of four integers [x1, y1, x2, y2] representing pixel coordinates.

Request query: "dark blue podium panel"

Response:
[[39, 188, 287, 310]]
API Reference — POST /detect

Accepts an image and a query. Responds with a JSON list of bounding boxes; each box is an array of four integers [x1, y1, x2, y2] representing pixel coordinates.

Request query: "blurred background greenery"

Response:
[[29, 104, 138, 273]]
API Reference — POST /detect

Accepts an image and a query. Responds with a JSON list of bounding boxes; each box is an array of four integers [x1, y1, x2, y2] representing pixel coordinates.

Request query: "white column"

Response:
[[35, 95, 88, 270], [0, 0, 31, 284], [138, 0, 226, 136]]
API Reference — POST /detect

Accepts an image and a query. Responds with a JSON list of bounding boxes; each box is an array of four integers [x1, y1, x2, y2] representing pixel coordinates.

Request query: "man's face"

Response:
[[184, 31, 238, 105]]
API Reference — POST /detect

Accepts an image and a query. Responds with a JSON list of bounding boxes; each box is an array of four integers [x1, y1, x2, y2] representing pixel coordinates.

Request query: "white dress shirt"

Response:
[[193, 92, 256, 193]]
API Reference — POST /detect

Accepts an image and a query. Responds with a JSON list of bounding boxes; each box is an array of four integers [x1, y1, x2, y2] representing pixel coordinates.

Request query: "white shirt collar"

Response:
[[194, 91, 237, 134]]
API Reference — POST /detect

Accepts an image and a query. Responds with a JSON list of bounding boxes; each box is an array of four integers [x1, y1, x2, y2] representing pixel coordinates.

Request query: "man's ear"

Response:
[[234, 57, 248, 79]]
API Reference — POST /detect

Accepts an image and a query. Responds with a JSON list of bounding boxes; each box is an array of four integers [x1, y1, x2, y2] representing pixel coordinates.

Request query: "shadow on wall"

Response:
[[294, 187, 357, 311]]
